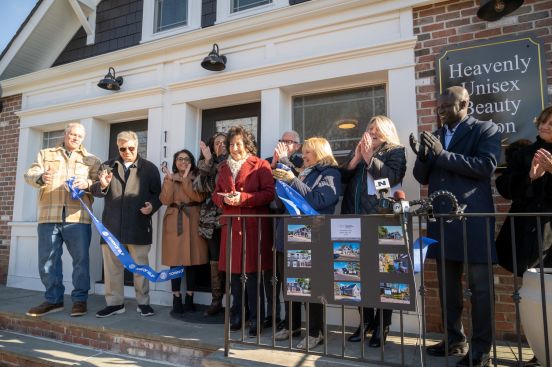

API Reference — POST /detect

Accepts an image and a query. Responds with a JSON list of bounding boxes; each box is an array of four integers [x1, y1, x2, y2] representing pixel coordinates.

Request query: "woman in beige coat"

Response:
[[160, 149, 208, 313]]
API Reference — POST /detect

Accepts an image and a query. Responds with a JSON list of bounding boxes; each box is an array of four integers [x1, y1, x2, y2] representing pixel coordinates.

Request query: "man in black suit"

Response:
[[411, 86, 501, 367]]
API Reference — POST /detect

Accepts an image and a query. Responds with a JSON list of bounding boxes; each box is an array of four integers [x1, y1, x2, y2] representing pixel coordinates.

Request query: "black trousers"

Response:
[[358, 307, 392, 329], [230, 272, 265, 324], [263, 251, 283, 322], [307, 302, 324, 337], [170, 265, 200, 292], [208, 228, 221, 262], [437, 259, 493, 355]]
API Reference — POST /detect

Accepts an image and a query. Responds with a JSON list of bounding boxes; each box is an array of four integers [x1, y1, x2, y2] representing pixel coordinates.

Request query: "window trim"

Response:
[[216, 0, 288, 25], [141, 0, 201, 43]]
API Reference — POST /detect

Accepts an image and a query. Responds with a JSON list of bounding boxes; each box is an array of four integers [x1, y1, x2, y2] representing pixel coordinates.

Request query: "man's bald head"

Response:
[[437, 86, 470, 128]]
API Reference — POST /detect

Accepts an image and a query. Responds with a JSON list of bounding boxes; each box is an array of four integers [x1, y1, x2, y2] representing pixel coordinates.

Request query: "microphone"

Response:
[[392, 190, 410, 214]]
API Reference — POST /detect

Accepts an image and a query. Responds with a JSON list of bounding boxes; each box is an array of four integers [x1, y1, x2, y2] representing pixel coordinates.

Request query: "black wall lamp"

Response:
[[201, 44, 227, 71], [477, 0, 524, 21], [97, 67, 124, 90]]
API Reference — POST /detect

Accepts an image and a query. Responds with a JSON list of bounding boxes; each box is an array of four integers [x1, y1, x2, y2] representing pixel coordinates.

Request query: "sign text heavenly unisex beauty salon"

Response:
[[437, 34, 548, 156]]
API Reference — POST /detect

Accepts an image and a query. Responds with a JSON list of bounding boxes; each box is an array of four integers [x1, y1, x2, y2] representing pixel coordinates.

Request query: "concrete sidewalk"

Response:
[[0, 286, 535, 366]]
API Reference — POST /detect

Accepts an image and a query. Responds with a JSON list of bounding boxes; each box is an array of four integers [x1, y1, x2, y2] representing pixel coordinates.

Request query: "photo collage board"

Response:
[[284, 215, 416, 311]]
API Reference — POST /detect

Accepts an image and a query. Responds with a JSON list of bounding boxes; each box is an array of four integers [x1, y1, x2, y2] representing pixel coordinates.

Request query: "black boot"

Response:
[[172, 294, 183, 314], [369, 325, 389, 348], [183, 293, 196, 312]]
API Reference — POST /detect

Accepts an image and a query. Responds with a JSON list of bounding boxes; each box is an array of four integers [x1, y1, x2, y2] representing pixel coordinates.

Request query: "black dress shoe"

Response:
[[369, 326, 389, 348], [348, 324, 374, 342], [456, 352, 490, 367], [248, 322, 263, 338], [426, 340, 467, 356]]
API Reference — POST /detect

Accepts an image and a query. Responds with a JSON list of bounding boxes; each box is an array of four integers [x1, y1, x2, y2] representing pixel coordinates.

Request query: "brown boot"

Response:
[[204, 261, 223, 316]]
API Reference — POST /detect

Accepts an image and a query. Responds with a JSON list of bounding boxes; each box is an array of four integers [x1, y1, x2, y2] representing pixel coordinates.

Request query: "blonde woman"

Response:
[[273, 137, 342, 349], [341, 115, 407, 347]]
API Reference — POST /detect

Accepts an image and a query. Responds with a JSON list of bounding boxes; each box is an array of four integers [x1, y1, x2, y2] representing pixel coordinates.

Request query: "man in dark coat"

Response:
[[411, 86, 501, 367], [91, 131, 162, 318]]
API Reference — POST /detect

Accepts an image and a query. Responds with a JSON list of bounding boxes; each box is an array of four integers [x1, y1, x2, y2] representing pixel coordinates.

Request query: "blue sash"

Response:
[[67, 178, 184, 282]]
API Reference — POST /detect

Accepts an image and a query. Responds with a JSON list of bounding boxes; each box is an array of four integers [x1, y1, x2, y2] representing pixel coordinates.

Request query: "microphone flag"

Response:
[[66, 177, 184, 282]]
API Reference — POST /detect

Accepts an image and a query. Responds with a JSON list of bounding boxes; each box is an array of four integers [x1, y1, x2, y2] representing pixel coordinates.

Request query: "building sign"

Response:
[[437, 34, 548, 152], [283, 215, 416, 311]]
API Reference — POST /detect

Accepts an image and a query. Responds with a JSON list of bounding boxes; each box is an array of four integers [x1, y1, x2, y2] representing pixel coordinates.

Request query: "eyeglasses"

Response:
[[176, 157, 191, 163], [119, 146, 136, 153], [279, 139, 299, 145]]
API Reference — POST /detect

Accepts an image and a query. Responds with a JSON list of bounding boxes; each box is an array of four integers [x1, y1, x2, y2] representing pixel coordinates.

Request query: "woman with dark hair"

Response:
[[193, 132, 228, 316], [213, 125, 275, 337], [160, 149, 208, 313], [496, 106, 552, 276]]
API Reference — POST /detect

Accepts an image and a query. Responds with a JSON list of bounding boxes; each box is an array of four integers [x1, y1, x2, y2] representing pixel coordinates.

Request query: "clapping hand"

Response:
[[535, 148, 552, 174], [42, 165, 54, 185], [98, 167, 113, 190], [409, 133, 429, 161], [200, 140, 212, 162], [359, 132, 373, 163], [421, 131, 444, 157]]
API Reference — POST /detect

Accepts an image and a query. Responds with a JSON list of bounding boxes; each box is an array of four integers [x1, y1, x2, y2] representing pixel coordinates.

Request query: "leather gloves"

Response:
[[409, 133, 429, 161], [272, 168, 295, 183], [421, 131, 444, 157]]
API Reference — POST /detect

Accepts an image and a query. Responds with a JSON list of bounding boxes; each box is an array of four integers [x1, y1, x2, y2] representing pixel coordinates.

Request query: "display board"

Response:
[[283, 215, 416, 311]]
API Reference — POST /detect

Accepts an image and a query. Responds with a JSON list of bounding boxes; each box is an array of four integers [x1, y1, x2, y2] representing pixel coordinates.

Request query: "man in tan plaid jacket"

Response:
[[24, 122, 101, 318]]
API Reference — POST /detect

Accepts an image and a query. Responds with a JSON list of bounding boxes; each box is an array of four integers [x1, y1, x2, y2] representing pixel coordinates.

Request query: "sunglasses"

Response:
[[119, 146, 136, 153], [176, 156, 191, 163]]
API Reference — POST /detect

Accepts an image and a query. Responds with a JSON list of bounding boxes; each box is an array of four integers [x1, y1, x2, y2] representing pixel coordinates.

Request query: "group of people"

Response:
[[23, 85, 552, 366]]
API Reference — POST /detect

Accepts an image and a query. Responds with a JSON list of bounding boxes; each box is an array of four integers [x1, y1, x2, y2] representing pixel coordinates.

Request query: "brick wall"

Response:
[[0, 95, 21, 285], [413, 0, 552, 340]]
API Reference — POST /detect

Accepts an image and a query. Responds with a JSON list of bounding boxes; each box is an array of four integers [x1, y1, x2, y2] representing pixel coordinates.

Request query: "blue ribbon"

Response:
[[275, 180, 319, 216], [412, 236, 438, 273], [67, 177, 184, 282]]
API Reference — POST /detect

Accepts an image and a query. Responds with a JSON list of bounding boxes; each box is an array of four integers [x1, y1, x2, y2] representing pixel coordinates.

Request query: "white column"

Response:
[[388, 66, 418, 201], [80, 117, 110, 288], [12, 127, 41, 222], [260, 88, 292, 158]]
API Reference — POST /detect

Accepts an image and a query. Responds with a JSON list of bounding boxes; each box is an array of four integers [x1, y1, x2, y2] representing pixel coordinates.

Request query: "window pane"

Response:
[[232, 0, 271, 13], [155, 0, 187, 33], [292, 86, 387, 158], [42, 130, 65, 149]]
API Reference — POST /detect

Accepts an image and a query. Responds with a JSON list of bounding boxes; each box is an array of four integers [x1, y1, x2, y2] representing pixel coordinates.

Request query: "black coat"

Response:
[[340, 143, 407, 215], [495, 136, 552, 275], [413, 116, 501, 263], [91, 156, 162, 245]]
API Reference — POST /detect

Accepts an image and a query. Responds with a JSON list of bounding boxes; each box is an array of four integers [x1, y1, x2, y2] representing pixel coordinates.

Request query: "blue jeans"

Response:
[[37, 223, 91, 304]]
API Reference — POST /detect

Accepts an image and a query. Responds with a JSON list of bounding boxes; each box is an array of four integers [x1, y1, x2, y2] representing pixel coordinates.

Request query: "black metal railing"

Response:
[[222, 212, 551, 367]]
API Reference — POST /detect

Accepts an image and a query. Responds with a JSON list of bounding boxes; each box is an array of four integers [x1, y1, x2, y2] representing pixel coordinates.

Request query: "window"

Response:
[[42, 130, 64, 149], [292, 85, 386, 158], [232, 0, 271, 13], [216, 0, 287, 24], [154, 0, 187, 33], [141, 0, 200, 43]]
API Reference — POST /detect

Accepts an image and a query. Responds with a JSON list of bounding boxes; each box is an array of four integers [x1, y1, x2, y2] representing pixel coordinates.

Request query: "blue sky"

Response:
[[0, 0, 38, 54]]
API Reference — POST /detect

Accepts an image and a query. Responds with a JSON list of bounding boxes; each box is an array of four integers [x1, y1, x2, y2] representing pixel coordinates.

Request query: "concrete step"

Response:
[[0, 330, 183, 366]]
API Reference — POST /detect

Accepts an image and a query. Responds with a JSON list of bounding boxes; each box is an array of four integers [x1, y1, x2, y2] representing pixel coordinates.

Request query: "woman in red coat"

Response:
[[213, 125, 275, 338]]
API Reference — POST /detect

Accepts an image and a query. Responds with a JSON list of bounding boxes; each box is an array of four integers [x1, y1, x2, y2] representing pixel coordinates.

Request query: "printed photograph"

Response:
[[287, 224, 312, 243], [380, 282, 411, 304], [333, 261, 361, 281], [287, 250, 312, 268], [379, 253, 410, 273], [330, 218, 361, 241], [377, 225, 404, 245], [334, 281, 361, 302], [287, 277, 311, 297], [333, 242, 360, 261]]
